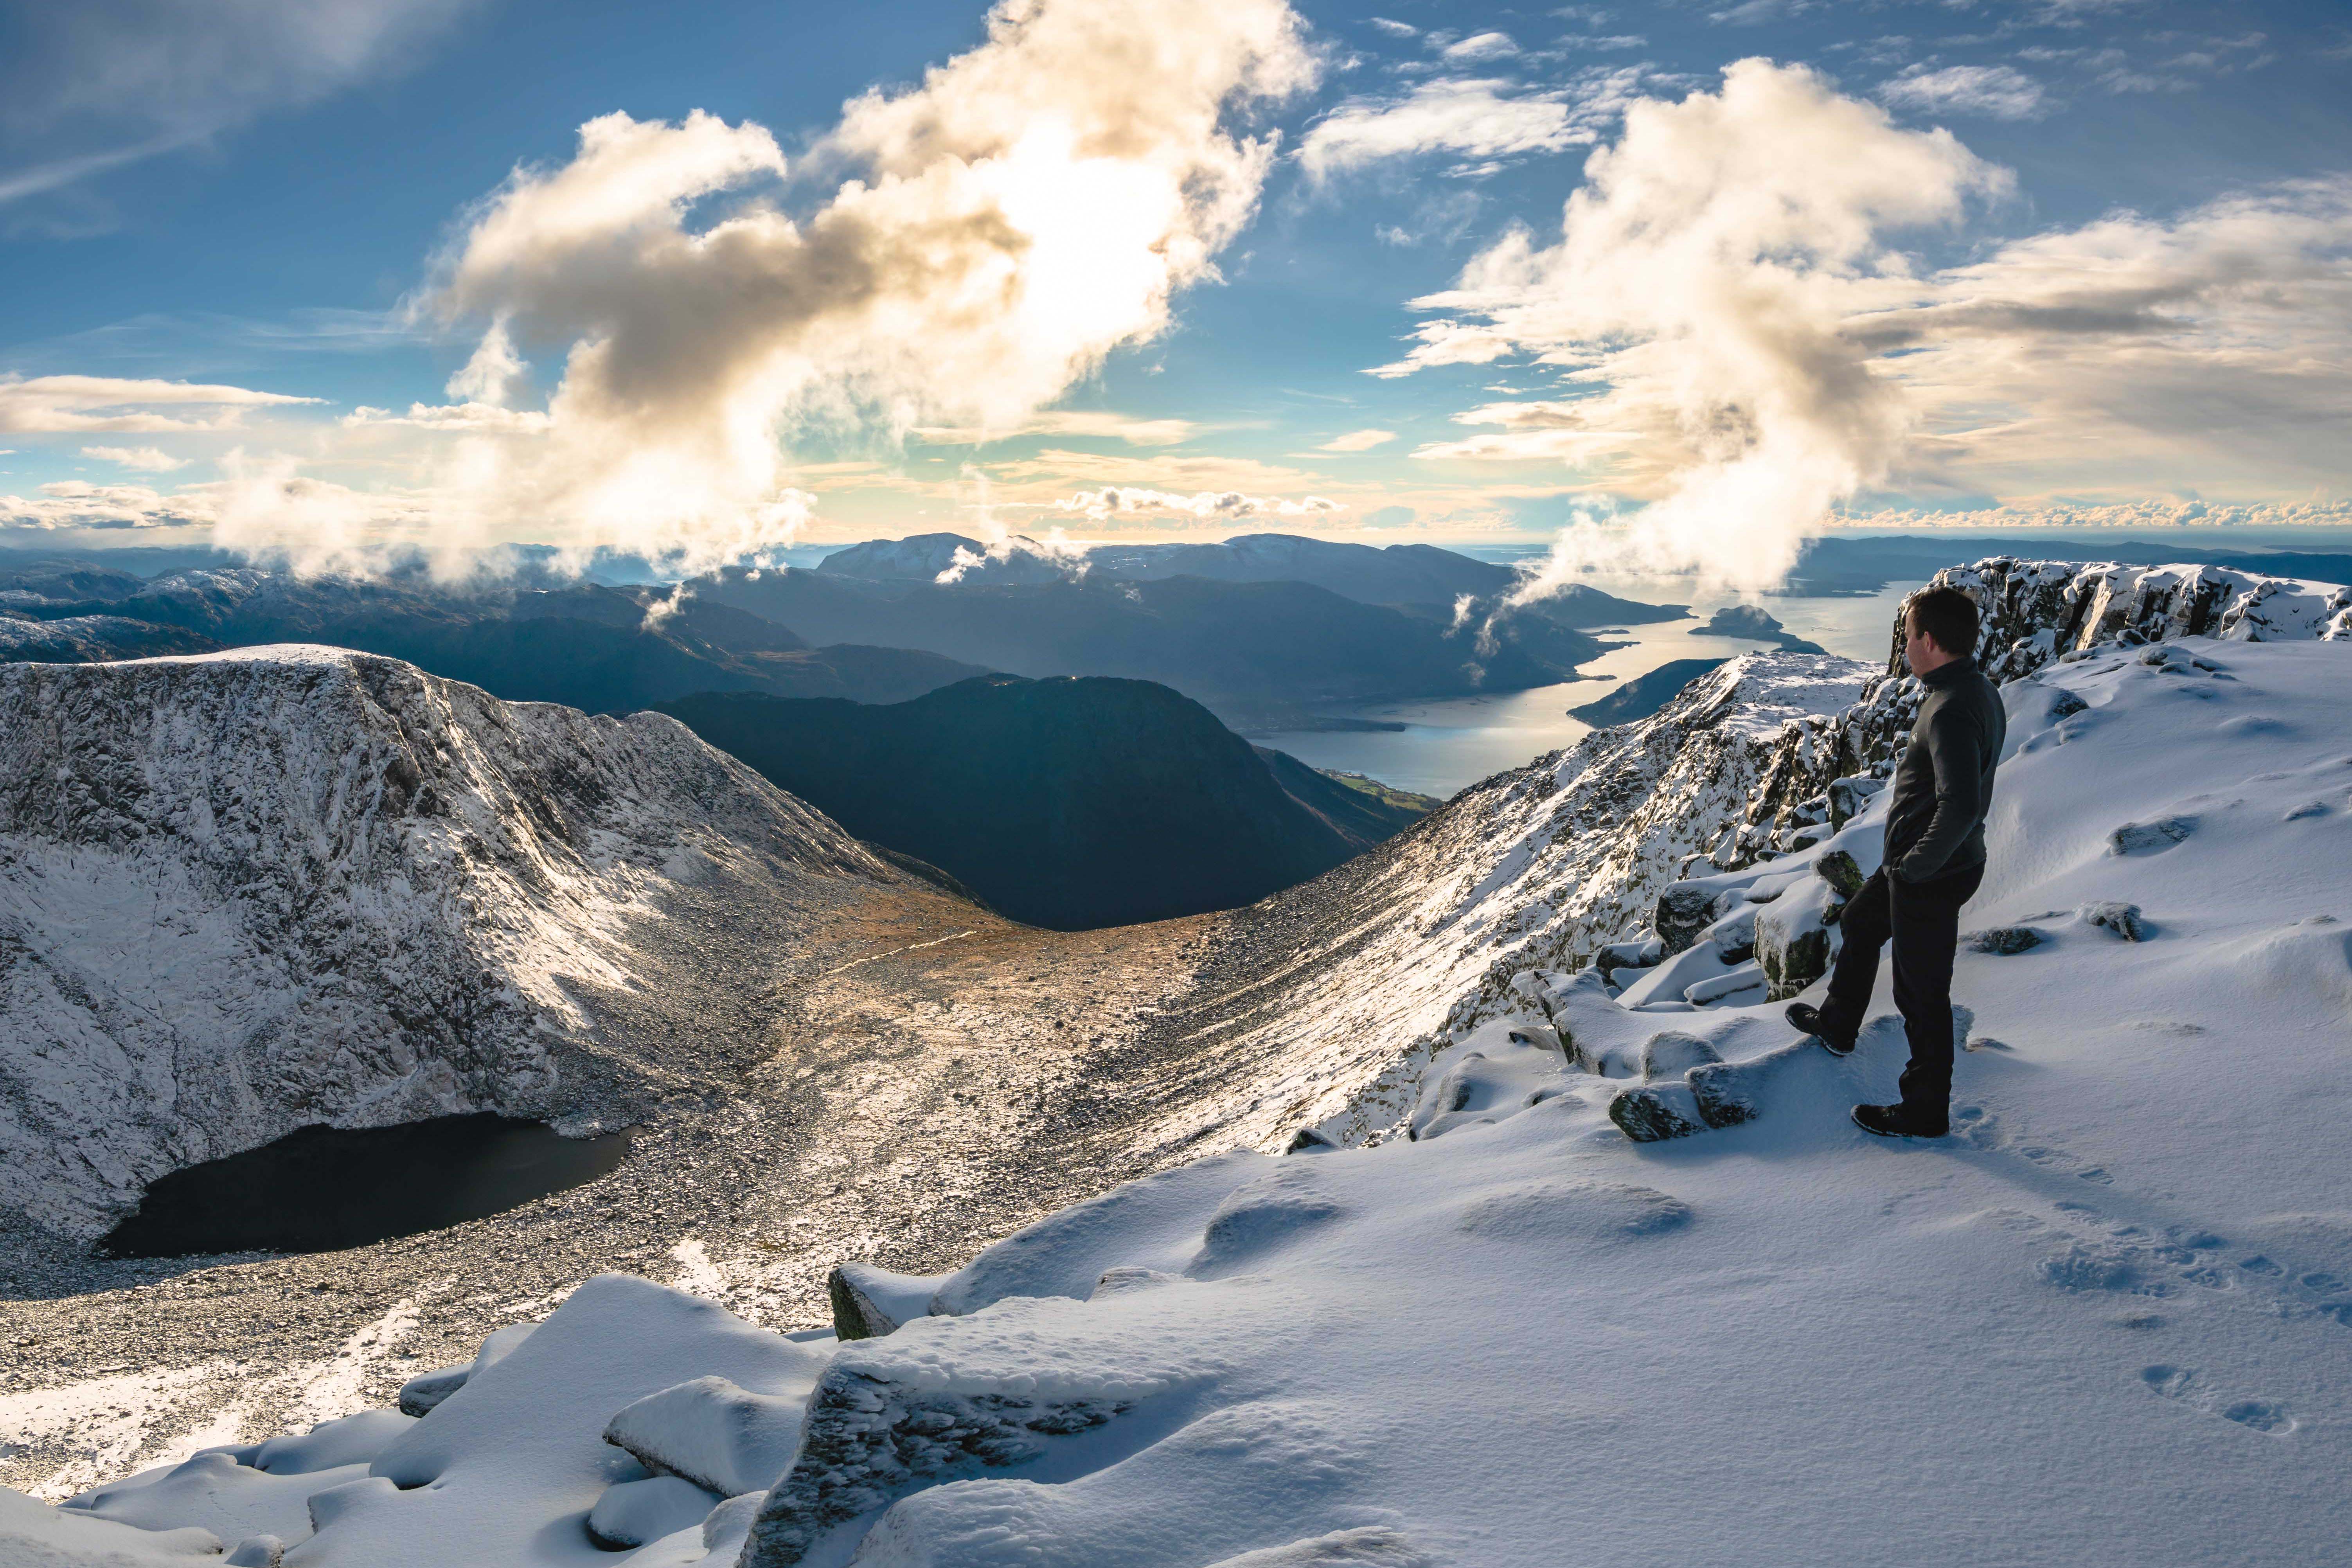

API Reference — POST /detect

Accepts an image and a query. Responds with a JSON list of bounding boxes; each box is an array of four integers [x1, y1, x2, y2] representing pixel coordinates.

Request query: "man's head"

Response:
[[1904, 586, 1978, 675]]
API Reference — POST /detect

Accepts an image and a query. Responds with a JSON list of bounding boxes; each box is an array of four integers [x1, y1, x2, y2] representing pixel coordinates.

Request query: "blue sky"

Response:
[[1, 0, 2347, 581]]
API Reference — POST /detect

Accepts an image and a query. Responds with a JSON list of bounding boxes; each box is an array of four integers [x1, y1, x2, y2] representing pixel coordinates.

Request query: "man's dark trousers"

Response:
[[1817, 861, 1984, 1117]]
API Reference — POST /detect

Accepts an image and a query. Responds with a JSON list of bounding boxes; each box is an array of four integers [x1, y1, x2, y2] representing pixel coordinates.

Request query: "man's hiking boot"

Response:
[[1851, 1103, 1948, 1139], [1785, 1002, 1855, 1057]]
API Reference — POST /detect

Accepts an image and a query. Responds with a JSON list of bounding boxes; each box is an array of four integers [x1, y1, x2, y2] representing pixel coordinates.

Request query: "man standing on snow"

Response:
[[1787, 585, 2006, 1138]]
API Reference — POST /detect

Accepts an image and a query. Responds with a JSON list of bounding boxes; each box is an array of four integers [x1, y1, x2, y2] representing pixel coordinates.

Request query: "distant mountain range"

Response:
[[0, 566, 983, 712], [689, 564, 1640, 730], [0, 536, 1691, 730], [659, 675, 1438, 930], [814, 529, 1683, 629]]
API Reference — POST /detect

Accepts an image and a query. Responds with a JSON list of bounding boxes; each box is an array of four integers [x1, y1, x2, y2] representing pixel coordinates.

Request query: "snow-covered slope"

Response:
[[0, 646, 892, 1237], [13, 587, 2347, 1566]]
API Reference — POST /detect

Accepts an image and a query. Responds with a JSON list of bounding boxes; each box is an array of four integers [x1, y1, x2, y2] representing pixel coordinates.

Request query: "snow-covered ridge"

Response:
[[0, 645, 891, 1237], [1140, 557, 2351, 1156]]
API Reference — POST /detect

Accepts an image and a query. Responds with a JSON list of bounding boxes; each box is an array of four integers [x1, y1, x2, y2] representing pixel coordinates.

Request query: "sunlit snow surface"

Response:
[[8, 626, 2352, 1562]]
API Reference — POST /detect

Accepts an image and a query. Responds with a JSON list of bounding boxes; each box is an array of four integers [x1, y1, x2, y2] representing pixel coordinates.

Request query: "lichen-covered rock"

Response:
[[2109, 817, 2196, 855], [737, 1307, 1181, 1567], [1640, 1032, 1724, 1080], [1687, 1061, 1759, 1130], [1756, 874, 1847, 1002], [1654, 881, 1716, 956], [1688, 1040, 1816, 1129], [1814, 849, 1866, 899], [1608, 1083, 1706, 1142], [1966, 927, 2043, 956], [1827, 776, 1884, 829]]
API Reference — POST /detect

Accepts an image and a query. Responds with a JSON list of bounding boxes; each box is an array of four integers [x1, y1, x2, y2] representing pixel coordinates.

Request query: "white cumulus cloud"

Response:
[[1386, 63, 2352, 588], [301, 0, 1319, 579], [1381, 59, 2006, 593]]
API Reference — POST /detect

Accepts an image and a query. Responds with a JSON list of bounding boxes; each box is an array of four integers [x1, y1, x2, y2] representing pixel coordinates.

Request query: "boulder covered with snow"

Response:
[[602, 1375, 805, 1499]]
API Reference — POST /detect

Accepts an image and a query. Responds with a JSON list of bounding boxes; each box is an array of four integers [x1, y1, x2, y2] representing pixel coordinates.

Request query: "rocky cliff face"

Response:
[[0, 646, 894, 1237], [1164, 557, 2351, 1154]]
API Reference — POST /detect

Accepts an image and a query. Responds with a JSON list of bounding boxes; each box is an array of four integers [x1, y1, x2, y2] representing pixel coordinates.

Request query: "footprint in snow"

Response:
[[2138, 1367, 2297, 1435]]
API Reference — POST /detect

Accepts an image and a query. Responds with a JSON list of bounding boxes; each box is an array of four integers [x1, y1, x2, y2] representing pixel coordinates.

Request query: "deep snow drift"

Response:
[[8, 558, 2347, 1564], [0, 646, 894, 1238]]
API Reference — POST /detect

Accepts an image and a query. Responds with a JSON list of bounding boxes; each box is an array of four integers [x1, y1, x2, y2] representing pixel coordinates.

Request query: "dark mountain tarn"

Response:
[[100, 1115, 633, 1258]]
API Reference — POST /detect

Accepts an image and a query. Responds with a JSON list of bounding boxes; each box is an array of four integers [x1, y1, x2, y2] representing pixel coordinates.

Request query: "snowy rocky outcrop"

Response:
[[0, 646, 892, 1237], [1154, 557, 2352, 1156], [0, 613, 221, 663]]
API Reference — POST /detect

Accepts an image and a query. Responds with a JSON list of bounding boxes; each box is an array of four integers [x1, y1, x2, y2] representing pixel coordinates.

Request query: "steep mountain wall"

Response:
[[0, 646, 895, 1237]]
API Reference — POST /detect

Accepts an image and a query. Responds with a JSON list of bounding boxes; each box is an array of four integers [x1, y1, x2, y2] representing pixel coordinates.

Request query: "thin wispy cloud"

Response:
[[0, 374, 319, 433], [1315, 428, 1397, 452], [80, 444, 188, 471], [0, 0, 483, 208], [1441, 32, 1520, 63], [1056, 486, 1343, 521], [1878, 63, 2049, 120], [1299, 67, 1649, 180], [908, 412, 1199, 448]]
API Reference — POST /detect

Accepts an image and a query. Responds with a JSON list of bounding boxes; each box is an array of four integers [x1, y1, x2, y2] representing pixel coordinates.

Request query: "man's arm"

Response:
[[1891, 698, 1985, 883]]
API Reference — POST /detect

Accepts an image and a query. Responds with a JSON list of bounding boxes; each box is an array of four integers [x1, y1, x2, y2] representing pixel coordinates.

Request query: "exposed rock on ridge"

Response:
[[0, 645, 894, 1237]]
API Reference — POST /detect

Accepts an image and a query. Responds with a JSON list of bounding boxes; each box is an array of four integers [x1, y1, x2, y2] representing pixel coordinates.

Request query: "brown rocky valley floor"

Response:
[[0, 869, 1326, 1501]]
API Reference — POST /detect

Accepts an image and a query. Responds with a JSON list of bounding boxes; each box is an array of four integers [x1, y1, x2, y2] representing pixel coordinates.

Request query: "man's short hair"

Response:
[[1907, 586, 1980, 657]]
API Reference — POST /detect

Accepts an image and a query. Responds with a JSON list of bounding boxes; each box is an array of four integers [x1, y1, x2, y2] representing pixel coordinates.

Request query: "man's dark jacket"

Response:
[[1883, 655, 2006, 883]]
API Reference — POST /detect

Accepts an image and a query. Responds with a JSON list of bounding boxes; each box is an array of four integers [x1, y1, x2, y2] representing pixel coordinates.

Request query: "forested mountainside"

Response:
[[659, 676, 1433, 931]]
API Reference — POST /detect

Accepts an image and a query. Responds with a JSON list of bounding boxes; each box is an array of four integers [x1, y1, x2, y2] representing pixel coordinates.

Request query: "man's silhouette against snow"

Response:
[[1787, 586, 2005, 1138]]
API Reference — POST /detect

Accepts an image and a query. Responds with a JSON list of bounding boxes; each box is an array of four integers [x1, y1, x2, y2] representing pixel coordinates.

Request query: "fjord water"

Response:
[[101, 1115, 632, 1257], [1253, 583, 1911, 797]]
